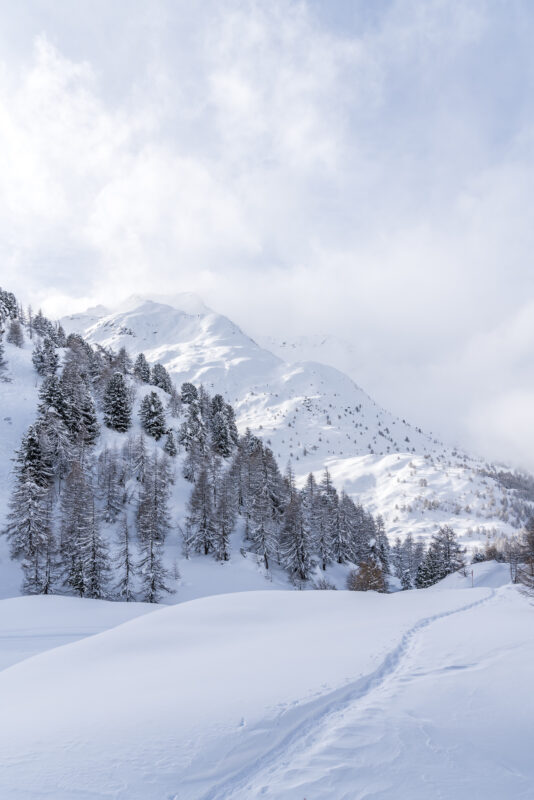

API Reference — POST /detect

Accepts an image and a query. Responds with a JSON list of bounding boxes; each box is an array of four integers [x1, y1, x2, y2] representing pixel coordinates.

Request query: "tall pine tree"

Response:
[[103, 372, 132, 432]]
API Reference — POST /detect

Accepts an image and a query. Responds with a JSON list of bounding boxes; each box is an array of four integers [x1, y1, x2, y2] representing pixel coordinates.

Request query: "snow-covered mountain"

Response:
[[256, 331, 364, 386], [62, 294, 533, 549], [2, 295, 533, 800]]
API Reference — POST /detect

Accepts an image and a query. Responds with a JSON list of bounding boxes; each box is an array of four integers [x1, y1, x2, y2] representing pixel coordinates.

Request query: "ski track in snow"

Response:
[[191, 588, 497, 800]]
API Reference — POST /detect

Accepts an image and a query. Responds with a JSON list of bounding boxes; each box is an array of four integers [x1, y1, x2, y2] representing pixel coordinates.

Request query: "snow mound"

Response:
[[3, 585, 527, 799], [0, 595, 157, 670], [432, 559, 512, 591]]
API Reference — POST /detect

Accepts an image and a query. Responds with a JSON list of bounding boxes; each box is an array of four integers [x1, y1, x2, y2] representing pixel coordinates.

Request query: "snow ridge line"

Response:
[[199, 588, 497, 800]]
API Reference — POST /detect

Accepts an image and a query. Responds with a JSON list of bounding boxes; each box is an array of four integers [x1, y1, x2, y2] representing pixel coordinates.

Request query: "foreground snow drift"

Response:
[[1, 582, 531, 799], [0, 595, 157, 670]]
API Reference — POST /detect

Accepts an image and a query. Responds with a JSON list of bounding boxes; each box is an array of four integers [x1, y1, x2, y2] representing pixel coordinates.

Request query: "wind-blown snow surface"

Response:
[[0, 595, 157, 670], [0, 564, 531, 799], [62, 295, 533, 546]]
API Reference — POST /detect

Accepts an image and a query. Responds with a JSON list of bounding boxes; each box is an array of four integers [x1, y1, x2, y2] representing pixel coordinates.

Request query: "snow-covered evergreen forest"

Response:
[[0, 286, 393, 600], [3, 286, 534, 603]]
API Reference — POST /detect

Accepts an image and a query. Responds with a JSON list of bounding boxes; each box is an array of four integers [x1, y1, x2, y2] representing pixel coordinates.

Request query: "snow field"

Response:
[[0, 594, 158, 670], [1, 576, 524, 799]]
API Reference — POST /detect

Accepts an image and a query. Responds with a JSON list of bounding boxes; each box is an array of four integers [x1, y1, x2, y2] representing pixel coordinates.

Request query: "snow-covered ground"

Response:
[[0, 595, 157, 670], [0, 562, 531, 799]]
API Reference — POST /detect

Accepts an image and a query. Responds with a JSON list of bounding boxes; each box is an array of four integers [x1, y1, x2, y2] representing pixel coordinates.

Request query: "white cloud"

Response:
[[1, 0, 534, 467]]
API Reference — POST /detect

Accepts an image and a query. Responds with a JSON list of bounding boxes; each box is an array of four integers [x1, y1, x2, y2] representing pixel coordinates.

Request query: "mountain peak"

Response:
[[115, 292, 212, 317]]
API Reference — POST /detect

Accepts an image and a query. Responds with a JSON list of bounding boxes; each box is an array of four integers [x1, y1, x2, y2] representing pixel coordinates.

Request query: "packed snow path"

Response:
[[190, 588, 501, 799], [204, 586, 533, 800]]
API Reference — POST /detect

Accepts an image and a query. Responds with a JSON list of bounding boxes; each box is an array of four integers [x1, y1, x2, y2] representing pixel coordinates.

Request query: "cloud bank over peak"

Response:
[[2, 0, 534, 467]]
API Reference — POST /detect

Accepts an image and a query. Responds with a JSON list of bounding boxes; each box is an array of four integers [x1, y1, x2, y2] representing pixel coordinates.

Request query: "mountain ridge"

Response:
[[60, 294, 533, 547]]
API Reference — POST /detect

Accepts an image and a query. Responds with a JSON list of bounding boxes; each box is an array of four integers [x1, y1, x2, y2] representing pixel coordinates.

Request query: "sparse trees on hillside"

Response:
[[1, 306, 397, 599]]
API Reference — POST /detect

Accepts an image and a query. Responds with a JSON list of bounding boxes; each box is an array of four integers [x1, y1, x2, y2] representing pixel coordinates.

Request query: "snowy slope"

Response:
[[256, 331, 363, 388], [62, 296, 533, 547], [0, 334, 299, 600], [0, 570, 532, 799], [0, 595, 157, 670]]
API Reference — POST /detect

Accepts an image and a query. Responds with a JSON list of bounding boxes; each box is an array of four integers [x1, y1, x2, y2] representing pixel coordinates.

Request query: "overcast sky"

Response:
[[2, 0, 534, 468]]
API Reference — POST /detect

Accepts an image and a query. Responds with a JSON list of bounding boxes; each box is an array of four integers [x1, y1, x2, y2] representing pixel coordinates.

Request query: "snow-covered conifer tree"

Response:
[[313, 469, 337, 570], [167, 385, 181, 417], [213, 472, 237, 561], [20, 491, 57, 595], [331, 490, 355, 564], [139, 391, 167, 440], [60, 460, 94, 597], [114, 346, 132, 375], [131, 433, 149, 484], [54, 323, 67, 347], [103, 372, 132, 432], [32, 337, 59, 377], [374, 514, 391, 574], [134, 352, 150, 383], [163, 429, 177, 457], [151, 363, 172, 393], [280, 493, 312, 581], [0, 332, 10, 382], [85, 495, 110, 599], [180, 381, 198, 405], [3, 426, 52, 561], [114, 515, 137, 601], [184, 467, 215, 556], [79, 391, 99, 446], [400, 568, 412, 590], [415, 545, 441, 588], [249, 482, 278, 570], [136, 451, 172, 602], [433, 525, 464, 576], [180, 398, 208, 482], [97, 447, 125, 522], [210, 394, 238, 458], [36, 407, 72, 492], [6, 319, 24, 348]]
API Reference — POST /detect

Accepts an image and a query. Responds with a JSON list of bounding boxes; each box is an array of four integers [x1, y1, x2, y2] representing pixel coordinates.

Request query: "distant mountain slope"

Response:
[[62, 295, 534, 548], [62, 296, 440, 462]]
